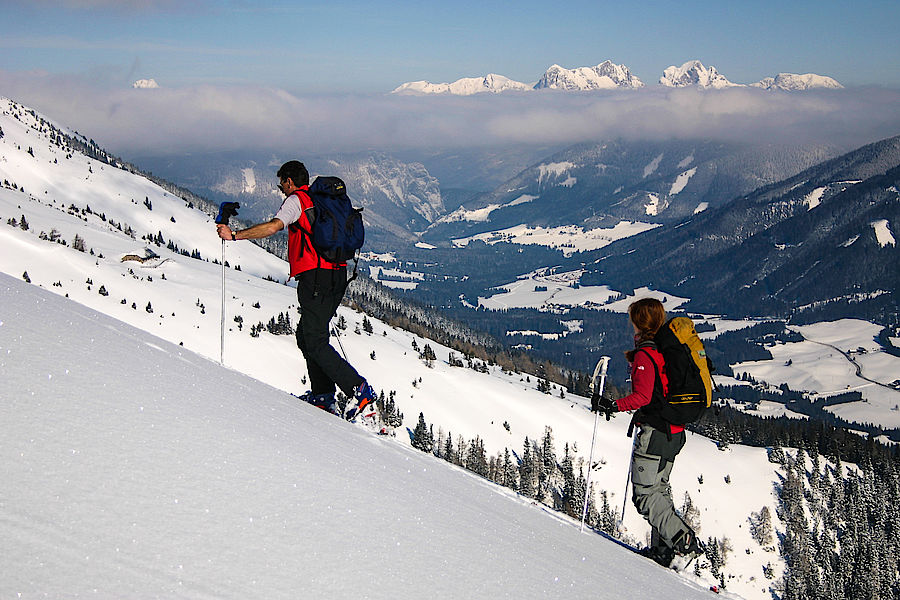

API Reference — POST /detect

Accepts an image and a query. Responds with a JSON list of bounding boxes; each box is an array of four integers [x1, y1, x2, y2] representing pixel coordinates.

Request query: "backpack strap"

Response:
[[635, 345, 669, 396], [631, 345, 673, 439]]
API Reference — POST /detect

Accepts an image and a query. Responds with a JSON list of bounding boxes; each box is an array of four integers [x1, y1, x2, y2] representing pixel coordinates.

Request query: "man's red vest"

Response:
[[287, 187, 345, 278]]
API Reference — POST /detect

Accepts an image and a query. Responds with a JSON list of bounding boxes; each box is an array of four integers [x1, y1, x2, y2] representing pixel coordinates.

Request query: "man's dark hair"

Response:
[[277, 161, 309, 187]]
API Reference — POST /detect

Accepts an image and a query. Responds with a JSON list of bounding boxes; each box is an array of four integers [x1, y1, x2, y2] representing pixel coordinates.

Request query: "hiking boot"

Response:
[[302, 392, 340, 416], [345, 381, 376, 421], [672, 528, 704, 557], [640, 545, 675, 568]]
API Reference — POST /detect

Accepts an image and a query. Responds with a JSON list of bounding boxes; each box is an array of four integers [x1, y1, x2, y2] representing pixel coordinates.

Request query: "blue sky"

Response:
[[2, 0, 899, 92], [1, 0, 899, 158]]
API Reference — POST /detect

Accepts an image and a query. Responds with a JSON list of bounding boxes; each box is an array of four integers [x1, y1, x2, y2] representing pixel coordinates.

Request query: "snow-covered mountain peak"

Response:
[[391, 73, 530, 95], [393, 61, 845, 95], [132, 78, 160, 89], [534, 61, 644, 90], [751, 72, 844, 90], [659, 60, 740, 89], [392, 61, 643, 95]]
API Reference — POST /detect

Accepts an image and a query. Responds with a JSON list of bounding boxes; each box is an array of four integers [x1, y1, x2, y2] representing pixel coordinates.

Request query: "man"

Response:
[[216, 160, 375, 419]]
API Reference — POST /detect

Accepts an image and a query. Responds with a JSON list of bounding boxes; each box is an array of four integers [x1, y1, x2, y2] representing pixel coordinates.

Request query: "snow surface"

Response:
[[478, 269, 617, 311], [368, 265, 425, 290], [678, 154, 695, 169], [440, 194, 540, 224], [751, 73, 843, 91], [669, 167, 698, 196], [392, 73, 531, 95], [733, 320, 900, 428], [538, 162, 576, 185], [645, 193, 662, 216], [132, 79, 159, 89], [1, 273, 726, 600], [659, 61, 739, 89], [392, 64, 840, 94], [392, 61, 644, 95], [240, 167, 257, 195], [871, 219, 895, 247], [479, 271, 689, 314], [452, 221, 660, 257], [803, 186, 826, 210], [643, 153, 664, 178], [534, 62, 644, 91]]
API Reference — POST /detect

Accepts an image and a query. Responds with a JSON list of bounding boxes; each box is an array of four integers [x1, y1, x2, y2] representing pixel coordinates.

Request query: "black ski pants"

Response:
[[294, 267, 363, 398]]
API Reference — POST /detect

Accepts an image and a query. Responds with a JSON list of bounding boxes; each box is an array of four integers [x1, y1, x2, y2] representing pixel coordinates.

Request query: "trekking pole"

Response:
[[581, 356, 610, 533], [220, 239, 226, 363], [215, 202, 240, 365], [330, 324, 349, 361], [620, 434, 638, 523]]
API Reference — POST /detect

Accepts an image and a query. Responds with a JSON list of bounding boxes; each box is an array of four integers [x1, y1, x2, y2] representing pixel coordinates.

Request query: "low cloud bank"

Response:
[[3, 70, 899, 159]]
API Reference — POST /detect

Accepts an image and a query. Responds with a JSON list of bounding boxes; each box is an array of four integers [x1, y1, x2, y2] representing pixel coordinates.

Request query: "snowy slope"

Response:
[[1, 272, 728, 600]]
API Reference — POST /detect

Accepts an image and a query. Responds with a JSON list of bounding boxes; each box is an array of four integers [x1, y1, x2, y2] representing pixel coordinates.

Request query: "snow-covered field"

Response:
[[478, 268, 689, 314], [368, 265, 425, 290], [733, 320, 900, 428], [452, 220, 660, 256]]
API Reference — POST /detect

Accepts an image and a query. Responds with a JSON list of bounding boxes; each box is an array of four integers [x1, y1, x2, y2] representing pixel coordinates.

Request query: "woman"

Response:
[[595, 298, 703, 567]]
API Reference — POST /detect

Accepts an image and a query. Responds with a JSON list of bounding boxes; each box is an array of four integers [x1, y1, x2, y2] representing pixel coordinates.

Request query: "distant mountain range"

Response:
[[423, 139, 840, 241], [579, 135, 900, 321], [392, 60, 843, 94]]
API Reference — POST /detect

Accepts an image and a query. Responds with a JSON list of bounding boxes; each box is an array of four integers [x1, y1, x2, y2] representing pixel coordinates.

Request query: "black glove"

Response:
[[591, 393, 617, 419]]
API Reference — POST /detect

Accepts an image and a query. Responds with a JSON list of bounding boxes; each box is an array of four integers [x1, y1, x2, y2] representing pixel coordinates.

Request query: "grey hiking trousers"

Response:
[[630, 423, 691, 550]]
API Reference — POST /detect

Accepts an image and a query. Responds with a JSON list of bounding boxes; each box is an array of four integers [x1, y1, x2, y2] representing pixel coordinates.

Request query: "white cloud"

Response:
[[2, 69, 899, 160]]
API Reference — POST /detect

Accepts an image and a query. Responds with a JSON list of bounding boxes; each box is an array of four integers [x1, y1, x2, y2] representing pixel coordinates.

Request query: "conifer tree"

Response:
[[443, 431, 455, 464], [501, 448, 518, 491], [411, 412, 434, 453], [519, 437, 536, 499], [538, 427, 556, 503], [750, 506, 774, 550]]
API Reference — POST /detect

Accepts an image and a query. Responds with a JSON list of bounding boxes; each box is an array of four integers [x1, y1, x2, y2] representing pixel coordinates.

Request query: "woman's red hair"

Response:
[[629, 298, 666, 341], [626, 299, 666, 362]]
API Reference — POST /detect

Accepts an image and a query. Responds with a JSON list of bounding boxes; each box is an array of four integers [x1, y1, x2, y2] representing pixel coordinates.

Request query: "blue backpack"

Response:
[[304, 176, 365, 267]]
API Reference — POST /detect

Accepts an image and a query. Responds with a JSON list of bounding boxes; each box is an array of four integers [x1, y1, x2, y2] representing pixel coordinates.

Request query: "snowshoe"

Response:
[[345, 381, 376, 421], [670, 529, 704, 571], [639, 544, 675, 568], [301, 392, 340, 416]]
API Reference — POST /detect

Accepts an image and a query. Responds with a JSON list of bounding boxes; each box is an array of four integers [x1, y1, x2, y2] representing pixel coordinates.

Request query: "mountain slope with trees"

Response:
[[580, 135, 900, 322]]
